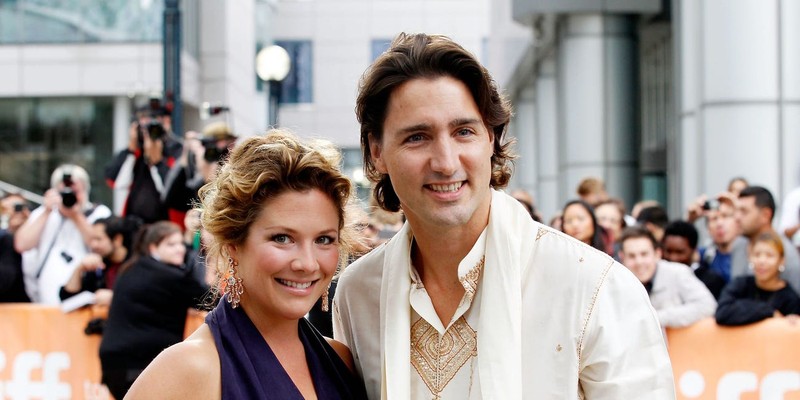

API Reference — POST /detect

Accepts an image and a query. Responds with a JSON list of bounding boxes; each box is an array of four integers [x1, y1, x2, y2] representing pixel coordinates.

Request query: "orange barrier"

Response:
[[3, 306, 800, 399], [668, 317, 800, 399], [0, 304, 204, 399]]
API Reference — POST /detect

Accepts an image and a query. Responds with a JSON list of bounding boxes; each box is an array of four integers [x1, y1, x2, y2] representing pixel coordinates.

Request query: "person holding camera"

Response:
[[162, 122, 237, 220], [105, 106, 182, 224], [0, 192, 32, 302], [14, 165, 111, 304]]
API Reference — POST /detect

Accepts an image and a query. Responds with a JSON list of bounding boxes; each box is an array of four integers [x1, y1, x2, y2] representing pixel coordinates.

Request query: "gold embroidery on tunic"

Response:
[[536, 227, 550, 241], [410, 316, 478, 396], [461, 256, 484, 301]]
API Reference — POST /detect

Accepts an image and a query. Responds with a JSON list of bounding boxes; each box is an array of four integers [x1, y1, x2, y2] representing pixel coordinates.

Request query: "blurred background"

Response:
[[0, 0, 797, 222]]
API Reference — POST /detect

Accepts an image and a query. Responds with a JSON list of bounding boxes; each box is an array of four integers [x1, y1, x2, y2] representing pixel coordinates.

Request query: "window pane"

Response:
[[275, 40, 313, 104]]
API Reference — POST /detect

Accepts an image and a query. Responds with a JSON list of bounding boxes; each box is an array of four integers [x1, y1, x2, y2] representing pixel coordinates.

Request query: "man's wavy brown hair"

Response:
[[356, 32, 515, 212]]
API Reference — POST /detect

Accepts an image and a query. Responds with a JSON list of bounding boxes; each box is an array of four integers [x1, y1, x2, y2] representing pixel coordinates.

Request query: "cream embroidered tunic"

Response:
[[408, 232, 486, 400], [333, 190, 675, 400]]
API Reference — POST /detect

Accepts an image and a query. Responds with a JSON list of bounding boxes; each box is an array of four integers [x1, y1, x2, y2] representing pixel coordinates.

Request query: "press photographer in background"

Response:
[[14, 165, 112, 304], [105, 104, 182, 224], [162, 121, 237, 220], [0, 192, 32, 302]]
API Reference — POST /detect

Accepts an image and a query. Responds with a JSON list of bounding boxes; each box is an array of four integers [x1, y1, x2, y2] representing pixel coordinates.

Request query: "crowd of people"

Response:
[[1, 31, 799, 398]]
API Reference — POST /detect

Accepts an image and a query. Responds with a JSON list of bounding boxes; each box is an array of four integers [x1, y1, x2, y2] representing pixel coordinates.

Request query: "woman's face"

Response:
[[750, 241, 784, 284], [232, 188, 340, 323], [150, 232, 186, 266], [595, 203, 623, 239], [563, 204, 595, 244]]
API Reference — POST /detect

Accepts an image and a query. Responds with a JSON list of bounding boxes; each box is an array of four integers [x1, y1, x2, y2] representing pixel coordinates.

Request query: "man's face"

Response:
[[620, 237, 660, 284], [370, 76, 494, 232], [736, 196, 766, 237], [661, 235, 694, 266], [88, 224, 114, 258], [706, 202, 739, 246]]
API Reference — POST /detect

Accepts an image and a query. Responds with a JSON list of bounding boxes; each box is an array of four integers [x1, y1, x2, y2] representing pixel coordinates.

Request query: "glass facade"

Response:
[[0, 97, 115, 207], [0, 0, 198, 53]]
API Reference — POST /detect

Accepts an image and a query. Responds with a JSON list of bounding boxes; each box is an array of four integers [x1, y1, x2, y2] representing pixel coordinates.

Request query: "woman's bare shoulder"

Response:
[[324, 337, 355, 372], [125, 324, 221, 400]]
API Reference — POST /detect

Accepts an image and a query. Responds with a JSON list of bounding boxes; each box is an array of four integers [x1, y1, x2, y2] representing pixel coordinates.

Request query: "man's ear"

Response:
[[368, 133, 387, 174]]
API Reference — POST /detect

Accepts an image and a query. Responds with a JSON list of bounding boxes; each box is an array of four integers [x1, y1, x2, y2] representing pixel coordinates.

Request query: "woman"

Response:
[[595, 199, 627, 259], [715, 231, 800, 326], [561, 200, 610, 254], [99, 221, 210, 399], [126, 131, 367, 399]]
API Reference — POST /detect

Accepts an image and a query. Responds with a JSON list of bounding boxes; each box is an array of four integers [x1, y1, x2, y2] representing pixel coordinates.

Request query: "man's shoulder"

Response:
[[337, 245, 386, 300]]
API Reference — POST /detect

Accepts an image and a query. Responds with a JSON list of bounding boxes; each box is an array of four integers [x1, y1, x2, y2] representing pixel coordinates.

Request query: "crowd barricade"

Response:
[[0, 304, 204, 399], [667, 317, 800, 399], [3, 306, 800, 399]]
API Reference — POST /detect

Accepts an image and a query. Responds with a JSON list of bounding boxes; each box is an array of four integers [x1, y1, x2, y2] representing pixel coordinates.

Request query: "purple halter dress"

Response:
[[206, 297, 368, 399]]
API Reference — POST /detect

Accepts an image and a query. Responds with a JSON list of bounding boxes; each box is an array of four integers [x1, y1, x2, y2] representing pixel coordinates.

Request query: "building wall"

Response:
[[271, 0, 491, 149], [500, 0, 800, 222]]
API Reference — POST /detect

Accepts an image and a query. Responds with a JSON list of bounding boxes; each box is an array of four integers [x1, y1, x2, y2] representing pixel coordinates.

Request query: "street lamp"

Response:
[[256, 45, 291, 128]]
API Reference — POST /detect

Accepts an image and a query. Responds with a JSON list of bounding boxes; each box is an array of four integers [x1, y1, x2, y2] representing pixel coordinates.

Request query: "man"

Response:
[[619, 226, 717, 330], [14, 165, 111, 304], [105, 104, 181, 223], [333, 33, 674, 399], [162, 121, 237, 220], [637, 205, 669, 243], [733, 186, 800, 290], [576, 176, 608, 207], [661, 220, 726, 299]]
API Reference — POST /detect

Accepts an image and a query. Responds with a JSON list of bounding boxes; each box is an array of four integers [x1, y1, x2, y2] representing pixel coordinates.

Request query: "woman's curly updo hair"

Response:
[[198, 129, 356, 288], [356, 32, 516, 212]]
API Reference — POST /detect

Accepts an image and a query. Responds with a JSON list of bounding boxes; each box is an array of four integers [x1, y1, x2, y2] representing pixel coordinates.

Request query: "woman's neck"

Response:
[[756, 276, 786, 291]]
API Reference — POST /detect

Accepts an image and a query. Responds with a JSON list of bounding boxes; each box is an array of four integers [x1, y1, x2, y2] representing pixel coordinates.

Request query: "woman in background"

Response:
[[99, 221, 210, 399], [715, 231, 800, 326], [561, 200, 611, 255]]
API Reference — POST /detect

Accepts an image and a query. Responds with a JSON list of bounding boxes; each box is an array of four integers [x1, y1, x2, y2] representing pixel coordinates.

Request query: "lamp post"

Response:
[[256, 45, 291, 128]]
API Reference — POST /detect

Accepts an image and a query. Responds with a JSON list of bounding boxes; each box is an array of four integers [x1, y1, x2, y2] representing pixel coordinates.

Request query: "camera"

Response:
[[13, 203, 25, 213], [201, 138, 230, 163], [702, 199, 720, 211], [60, 173, 77, 208], [136, 120, 167, 148]]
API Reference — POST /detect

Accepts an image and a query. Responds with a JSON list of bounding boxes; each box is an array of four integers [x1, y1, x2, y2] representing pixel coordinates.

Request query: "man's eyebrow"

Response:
[[397, 123, 431, 134], [449, 118, 482, 128]]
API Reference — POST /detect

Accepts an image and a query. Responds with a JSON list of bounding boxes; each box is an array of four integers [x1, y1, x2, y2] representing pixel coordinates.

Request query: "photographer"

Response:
[[105, 106, 181, 224], [0, 192, 32, 302], [161, 122, 236, 217], [14, 165, 111, 304]]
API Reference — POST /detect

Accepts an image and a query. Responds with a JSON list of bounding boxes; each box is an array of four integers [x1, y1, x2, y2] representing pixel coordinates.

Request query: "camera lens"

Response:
[[13, 203, 24, 213], [61, 188, 77, 208]]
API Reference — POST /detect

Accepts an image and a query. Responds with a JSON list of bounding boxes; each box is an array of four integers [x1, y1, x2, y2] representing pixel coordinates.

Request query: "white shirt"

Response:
[[333, 190, 675, 399], [408, 231, 486, 400], [780, 187, 800, 246], [22, 204, 111, 304]]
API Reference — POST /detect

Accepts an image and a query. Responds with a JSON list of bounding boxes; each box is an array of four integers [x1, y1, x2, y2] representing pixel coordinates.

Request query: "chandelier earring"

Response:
[[224, 257, 244, 308], [321, 283, 331, 312]]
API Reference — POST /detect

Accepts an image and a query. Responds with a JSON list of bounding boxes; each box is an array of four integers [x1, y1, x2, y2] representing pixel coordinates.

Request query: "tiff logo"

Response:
[[679, 370, 800, 399], [0, 351, 71, 399]]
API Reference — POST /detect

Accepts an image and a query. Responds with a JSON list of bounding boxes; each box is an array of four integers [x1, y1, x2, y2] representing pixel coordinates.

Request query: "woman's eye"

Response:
[[316, 235, 336, 245], [272, 234, 290, 244]]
